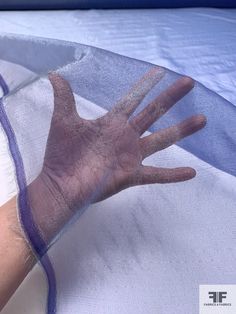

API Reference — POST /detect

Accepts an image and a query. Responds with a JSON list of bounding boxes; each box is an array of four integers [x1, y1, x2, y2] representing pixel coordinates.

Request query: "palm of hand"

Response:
[[44, 70, 206, 212]]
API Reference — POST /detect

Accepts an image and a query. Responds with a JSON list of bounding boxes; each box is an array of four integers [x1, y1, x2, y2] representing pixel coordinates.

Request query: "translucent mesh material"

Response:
[[0, 34, 235, 314]]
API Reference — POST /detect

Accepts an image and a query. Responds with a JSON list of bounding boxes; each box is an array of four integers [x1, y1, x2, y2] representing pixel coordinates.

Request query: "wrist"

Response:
[[26, 172, 73, 244]]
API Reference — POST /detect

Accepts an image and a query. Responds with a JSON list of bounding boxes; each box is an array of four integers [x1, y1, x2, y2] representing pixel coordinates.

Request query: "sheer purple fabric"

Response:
[[0, 34, 235, 314]]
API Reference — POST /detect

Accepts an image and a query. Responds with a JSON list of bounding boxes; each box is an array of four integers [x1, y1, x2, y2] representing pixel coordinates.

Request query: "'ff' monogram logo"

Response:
[[208, 292, 227, 303]]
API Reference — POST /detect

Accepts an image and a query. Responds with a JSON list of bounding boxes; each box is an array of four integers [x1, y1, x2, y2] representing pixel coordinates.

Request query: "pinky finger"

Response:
[[131, 166, 196, 185]]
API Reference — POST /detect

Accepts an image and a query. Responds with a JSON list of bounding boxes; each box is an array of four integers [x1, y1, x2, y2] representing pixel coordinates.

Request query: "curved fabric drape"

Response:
[[0, 34, 235, 314]]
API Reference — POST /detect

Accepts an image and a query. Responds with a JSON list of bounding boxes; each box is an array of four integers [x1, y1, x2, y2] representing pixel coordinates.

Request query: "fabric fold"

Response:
[[0, 34, 235, 314]]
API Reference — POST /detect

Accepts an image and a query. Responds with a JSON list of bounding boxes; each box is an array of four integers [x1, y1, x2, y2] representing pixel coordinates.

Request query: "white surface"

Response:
[[1, 8, 236, 104], [1, 8, 236, 313], [1, 61, 236, 314]]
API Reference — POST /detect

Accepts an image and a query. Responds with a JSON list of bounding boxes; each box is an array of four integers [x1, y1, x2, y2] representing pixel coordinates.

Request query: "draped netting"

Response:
[[0, 34, 235, 314]]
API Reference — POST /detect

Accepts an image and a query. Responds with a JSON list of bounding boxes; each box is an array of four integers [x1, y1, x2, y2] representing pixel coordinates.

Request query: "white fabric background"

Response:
[[0, 8, 236, 314]]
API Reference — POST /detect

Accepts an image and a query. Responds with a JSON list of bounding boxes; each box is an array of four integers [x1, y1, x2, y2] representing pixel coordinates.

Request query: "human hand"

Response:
[[28, 68, 206, 243]]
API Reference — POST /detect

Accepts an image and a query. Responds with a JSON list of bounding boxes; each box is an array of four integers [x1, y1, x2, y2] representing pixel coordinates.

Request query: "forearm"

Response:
[[0, 171, 85, 310], [0, 196, 36, 311]]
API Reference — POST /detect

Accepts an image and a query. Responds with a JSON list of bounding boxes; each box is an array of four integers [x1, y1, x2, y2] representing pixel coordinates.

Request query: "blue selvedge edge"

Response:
[[0, 78, 57, 314], [0, 74, 9, 95]]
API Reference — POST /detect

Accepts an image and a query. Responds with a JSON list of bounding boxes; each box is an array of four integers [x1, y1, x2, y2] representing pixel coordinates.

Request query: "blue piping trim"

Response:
[[0, 76, 57, 314], [0, 74, 9, 96]]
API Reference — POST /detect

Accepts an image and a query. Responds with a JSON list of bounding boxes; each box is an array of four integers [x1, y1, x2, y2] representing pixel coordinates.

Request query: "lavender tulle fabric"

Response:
[[0, 34, 235, 314]]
